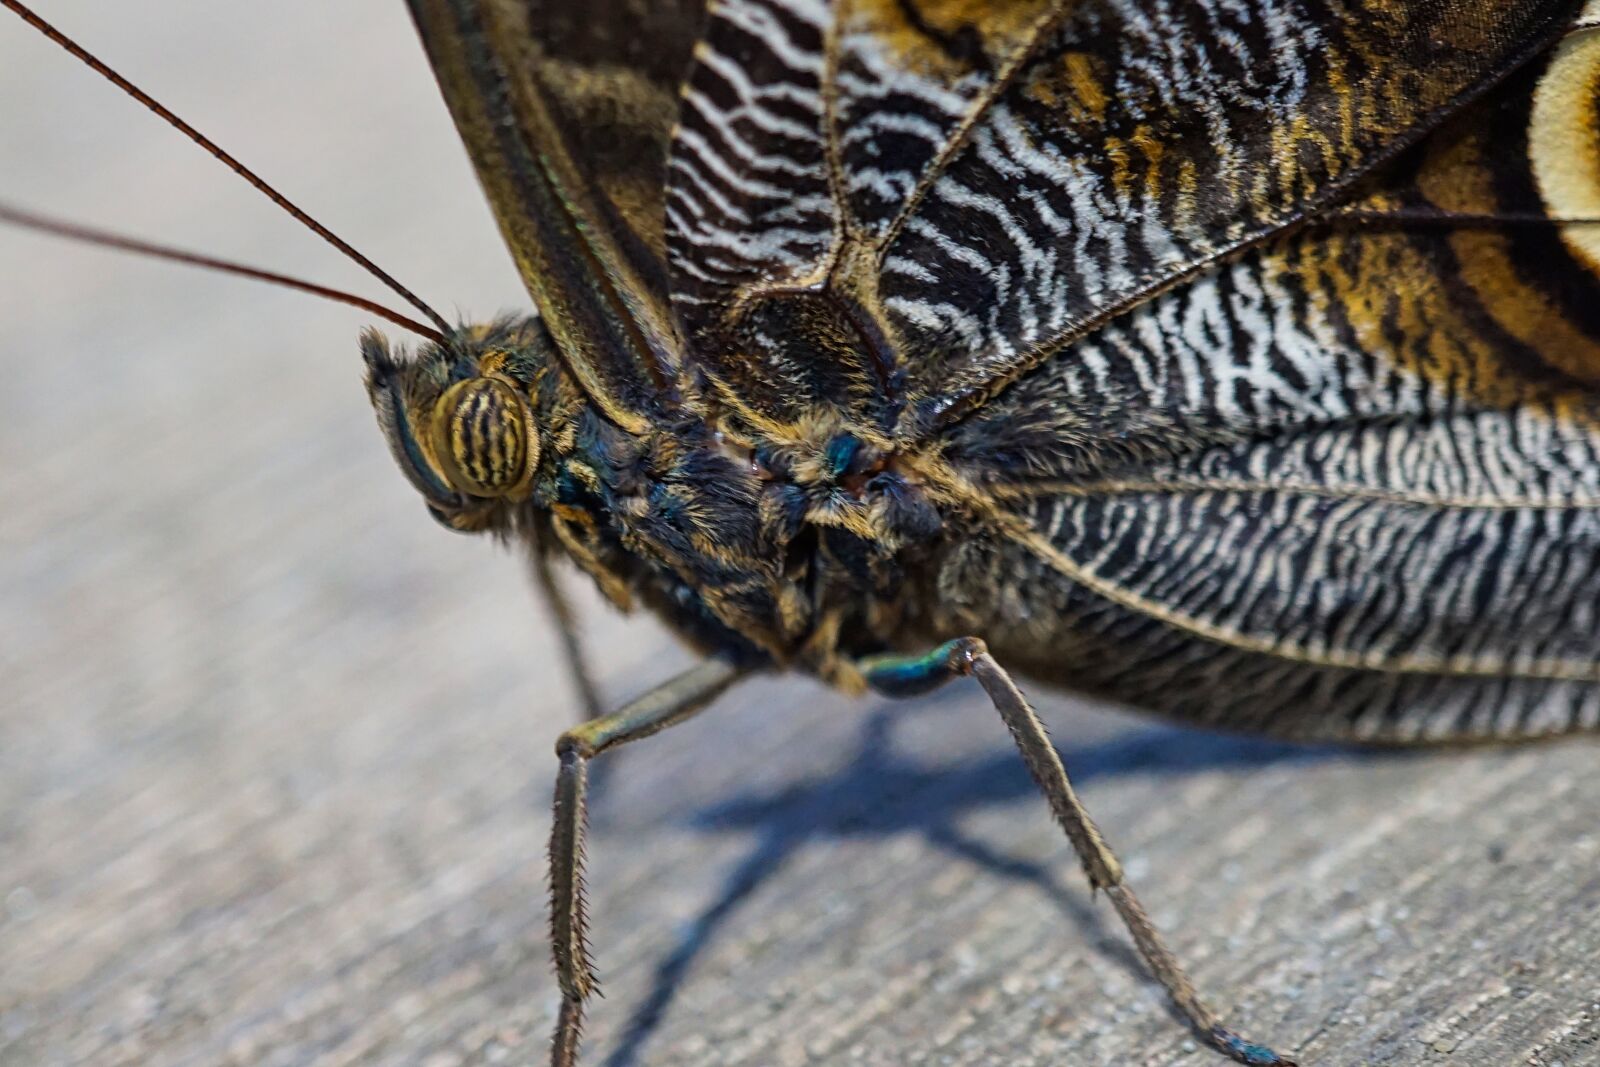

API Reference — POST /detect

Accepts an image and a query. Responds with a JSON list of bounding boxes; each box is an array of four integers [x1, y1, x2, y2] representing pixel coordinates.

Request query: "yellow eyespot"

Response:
[[428, 377, 538, 498], [1532, 23, 1600, 276]]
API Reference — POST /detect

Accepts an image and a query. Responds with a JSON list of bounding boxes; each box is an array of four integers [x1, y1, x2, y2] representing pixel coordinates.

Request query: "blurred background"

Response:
[[2, 4, 1597, 1067]]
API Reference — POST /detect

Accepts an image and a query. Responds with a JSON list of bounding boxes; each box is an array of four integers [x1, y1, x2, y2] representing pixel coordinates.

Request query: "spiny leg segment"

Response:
[[859, 638, 1295, 1067], [548, 658, 747, 1067]]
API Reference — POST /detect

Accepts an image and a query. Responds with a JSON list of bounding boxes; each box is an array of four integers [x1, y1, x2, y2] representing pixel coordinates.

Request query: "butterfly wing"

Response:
[[414, 0, 1600, 737], [408, 0, 705, 432], [925, 48, 1600, 741], [664, 0, 1580, 434], [659, 1, 1600, 739], [942, 415, 1600, 743]]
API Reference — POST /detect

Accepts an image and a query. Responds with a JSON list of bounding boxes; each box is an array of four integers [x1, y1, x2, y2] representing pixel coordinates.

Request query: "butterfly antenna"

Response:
[[2, 0, 455, 340], [1, 202, 448, 345]]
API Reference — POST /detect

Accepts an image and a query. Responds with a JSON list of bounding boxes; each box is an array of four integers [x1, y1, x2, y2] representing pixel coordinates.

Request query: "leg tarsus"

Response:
[[1105, 884, 1297, 1066], [552, 997, 584, 1067], [861, 640, 1297, 1067], [550, 748, 596, 1002], [545, 659, 747, 1067], [1209, 1025, 1297, 1067]]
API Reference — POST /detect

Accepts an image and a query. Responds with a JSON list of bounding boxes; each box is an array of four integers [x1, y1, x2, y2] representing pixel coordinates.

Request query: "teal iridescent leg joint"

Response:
[[859, 637, 984, 697]]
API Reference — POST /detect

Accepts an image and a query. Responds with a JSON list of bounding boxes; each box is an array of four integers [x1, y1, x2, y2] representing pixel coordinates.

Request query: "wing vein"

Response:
[[870, 0, 1072, 262], [987, 477, 1600, 511]]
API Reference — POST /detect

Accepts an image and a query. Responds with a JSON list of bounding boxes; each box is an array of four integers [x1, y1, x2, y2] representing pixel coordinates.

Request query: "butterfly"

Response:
[[8, 1, 1600, 1064]]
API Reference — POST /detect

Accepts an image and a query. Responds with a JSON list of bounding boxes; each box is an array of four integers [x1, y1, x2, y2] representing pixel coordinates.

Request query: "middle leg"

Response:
[[861, 638, 1295, 1067]]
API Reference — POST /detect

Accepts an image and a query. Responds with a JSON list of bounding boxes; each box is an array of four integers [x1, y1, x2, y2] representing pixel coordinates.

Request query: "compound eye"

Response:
[[429, 377, 538, 498]]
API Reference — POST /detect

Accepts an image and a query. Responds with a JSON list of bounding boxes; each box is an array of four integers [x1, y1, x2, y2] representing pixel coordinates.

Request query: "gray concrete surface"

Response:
[[2, 4, 1598, 1066]]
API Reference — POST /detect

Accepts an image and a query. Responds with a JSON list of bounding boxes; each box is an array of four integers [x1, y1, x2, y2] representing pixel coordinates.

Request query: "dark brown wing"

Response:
[[662, 0, 1580, 436], [408, 0, 705, 432]]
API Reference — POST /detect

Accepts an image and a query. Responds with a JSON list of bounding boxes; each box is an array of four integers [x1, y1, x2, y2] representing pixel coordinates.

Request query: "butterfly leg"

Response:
[[547, 658, 748, 1067], [532, 545, 604, 724], [859, 638, 1296, 1067]]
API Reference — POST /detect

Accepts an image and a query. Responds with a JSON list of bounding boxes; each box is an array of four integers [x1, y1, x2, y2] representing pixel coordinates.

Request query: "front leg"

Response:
[[531, 545, 604, 724], [547, 658, 748, 1067], [860, 638, 1295, 1067]]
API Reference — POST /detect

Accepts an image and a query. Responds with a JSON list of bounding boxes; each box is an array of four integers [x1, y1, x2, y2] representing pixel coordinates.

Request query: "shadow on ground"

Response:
[[595, 692, 1371, 1067]]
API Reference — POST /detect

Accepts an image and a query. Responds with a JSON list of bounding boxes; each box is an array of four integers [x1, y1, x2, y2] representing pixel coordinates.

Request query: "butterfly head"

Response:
[[362, 318, 554, 534]]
